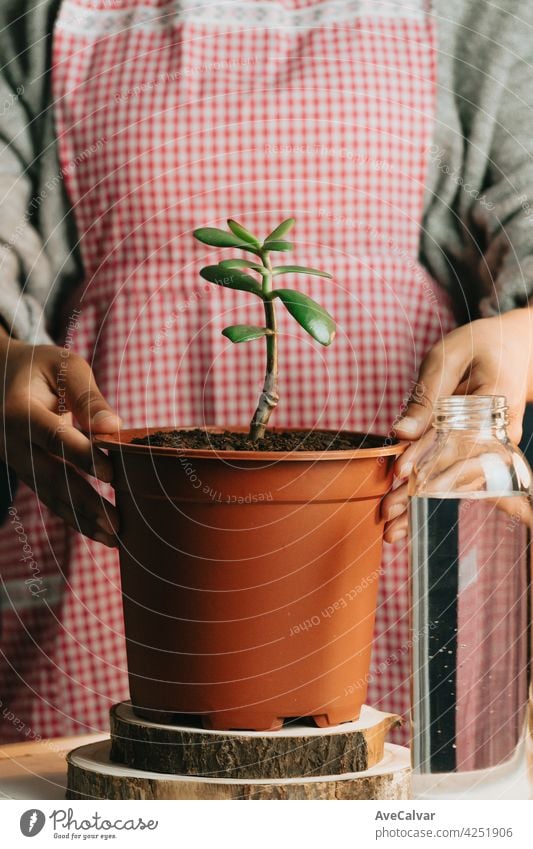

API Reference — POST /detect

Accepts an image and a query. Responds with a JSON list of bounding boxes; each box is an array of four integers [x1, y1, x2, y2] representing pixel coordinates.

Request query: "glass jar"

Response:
[[409, 396, 532, 799]]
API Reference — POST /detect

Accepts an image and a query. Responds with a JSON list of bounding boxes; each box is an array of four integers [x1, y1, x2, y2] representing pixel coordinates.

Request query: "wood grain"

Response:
[[109, 701, 401, 779], [68, 740, 411, 800]]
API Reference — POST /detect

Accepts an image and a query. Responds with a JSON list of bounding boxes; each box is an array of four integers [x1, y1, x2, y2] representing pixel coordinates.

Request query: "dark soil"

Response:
[[131, 428, 392, 452]]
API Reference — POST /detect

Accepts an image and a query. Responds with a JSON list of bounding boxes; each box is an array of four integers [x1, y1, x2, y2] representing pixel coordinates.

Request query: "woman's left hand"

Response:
[[381, 307, 533, 543]]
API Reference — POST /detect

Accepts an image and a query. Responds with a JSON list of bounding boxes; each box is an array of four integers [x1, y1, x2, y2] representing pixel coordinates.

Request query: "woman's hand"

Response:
[[382, 308, 533, 543], [0, 332, 121, 546]]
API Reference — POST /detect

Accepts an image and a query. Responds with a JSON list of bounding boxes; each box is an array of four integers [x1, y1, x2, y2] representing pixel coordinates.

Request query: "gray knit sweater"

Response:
[[1, 0, 533, 344]]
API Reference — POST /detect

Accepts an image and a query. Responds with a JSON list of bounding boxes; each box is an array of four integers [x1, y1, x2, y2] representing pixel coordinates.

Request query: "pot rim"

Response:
[[94, 426, 407, 462]]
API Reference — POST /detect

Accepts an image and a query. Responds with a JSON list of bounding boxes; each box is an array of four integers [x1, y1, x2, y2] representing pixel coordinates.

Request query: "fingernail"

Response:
[[386, 502, 406, 521], [390, 528, 408, 543], [92, 410, 121, 428], [396, 416, 419, 435], [397, 460, 413, 479]]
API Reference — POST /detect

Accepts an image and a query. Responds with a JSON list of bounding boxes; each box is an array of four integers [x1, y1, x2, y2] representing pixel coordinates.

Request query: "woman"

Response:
[[1, 0, 533, 742]]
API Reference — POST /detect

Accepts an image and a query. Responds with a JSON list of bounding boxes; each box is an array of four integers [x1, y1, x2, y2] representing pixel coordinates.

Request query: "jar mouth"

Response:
[[433, 395, 508, 430]]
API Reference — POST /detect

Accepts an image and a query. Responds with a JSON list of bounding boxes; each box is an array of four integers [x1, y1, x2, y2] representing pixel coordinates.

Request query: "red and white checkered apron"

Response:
[[0, 0, 455, 741]]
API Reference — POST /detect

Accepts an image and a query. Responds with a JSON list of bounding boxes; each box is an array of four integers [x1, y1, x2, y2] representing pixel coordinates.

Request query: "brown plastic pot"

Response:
[[95, 428, 404, 731]]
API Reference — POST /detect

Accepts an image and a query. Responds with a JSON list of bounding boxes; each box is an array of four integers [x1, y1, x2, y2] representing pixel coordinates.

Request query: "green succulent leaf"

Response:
[[262, 239, 294, 252], [272, 289, 336, 346], [193, 227, 252, 249], [222, 325, 272, 343], [272, 265, 332, 279], [227, 219, 261, 248], [200, 265, 263, 296], [266, 218, 295, 241], [219, 258, 264, 272]]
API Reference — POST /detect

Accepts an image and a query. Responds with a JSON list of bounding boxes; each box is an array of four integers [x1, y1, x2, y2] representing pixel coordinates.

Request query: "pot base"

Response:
[[132, 705, 363, 732]]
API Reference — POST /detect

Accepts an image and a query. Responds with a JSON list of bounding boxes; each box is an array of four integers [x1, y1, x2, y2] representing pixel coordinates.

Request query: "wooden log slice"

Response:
[[67, 740, 411, 800], [109, 701, 401, 779]]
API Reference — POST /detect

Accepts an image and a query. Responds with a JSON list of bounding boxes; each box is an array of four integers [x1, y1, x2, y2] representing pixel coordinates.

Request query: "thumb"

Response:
[[64, 355, 122, 432], [395, 336, 469, 440]]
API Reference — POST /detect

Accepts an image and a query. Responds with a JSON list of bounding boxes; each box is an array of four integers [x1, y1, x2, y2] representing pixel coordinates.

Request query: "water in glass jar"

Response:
[[410, 493, 531, 798]]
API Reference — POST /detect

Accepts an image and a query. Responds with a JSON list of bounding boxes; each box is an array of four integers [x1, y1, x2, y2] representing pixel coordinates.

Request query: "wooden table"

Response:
[[1, 732, 410, 802], [1, 728, 532, 800], [0, 735, 107, 800]]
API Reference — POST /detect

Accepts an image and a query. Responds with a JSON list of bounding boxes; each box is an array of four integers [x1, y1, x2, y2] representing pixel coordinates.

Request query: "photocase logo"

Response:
[[20, 810, 46, 837]]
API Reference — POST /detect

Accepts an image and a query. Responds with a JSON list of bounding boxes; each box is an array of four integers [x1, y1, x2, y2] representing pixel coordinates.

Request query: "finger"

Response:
[[424, 455, 488, 495], [45, 494, 117, 547], [472, 493, 533, 523], [384, 513, 408, 544], [382, 481, 408, 522], [63, 355, 121, 432], [455, 368, 525, 444], [25, 401, 114, 482], [395, 332, 471, 440], [505, 401, 524, 444], [17, 446, 118, 544], [473, 388, 524, 443], [393, 430, 436, 480]]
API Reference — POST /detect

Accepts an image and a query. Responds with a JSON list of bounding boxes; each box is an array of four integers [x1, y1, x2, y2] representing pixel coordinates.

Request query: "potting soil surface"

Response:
[[131, 429, 390, 452]]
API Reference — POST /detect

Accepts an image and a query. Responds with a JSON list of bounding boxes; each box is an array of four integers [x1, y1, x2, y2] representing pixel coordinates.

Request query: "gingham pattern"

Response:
[[0, 0, 455, 741], [455, 498, 530, 770]]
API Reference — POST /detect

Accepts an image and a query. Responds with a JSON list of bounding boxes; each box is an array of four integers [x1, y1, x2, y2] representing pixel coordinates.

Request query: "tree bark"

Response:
[[67, 740, 411, 800], [109, 702, 402, 779]]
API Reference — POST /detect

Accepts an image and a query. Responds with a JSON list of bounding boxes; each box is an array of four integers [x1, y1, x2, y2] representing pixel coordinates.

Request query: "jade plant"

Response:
[[193, 218, 336, 440]]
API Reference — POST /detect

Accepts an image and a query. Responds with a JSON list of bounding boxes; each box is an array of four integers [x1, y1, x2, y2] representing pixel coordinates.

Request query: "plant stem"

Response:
[[249, 252, 279, 440]]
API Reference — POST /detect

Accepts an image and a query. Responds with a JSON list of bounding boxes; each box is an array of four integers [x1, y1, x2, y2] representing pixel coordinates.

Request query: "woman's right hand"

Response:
[[0, 331, 121, 546]]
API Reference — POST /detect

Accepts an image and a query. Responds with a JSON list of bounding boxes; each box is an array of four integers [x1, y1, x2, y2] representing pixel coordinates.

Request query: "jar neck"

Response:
[[433, 396, 509, 439]]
